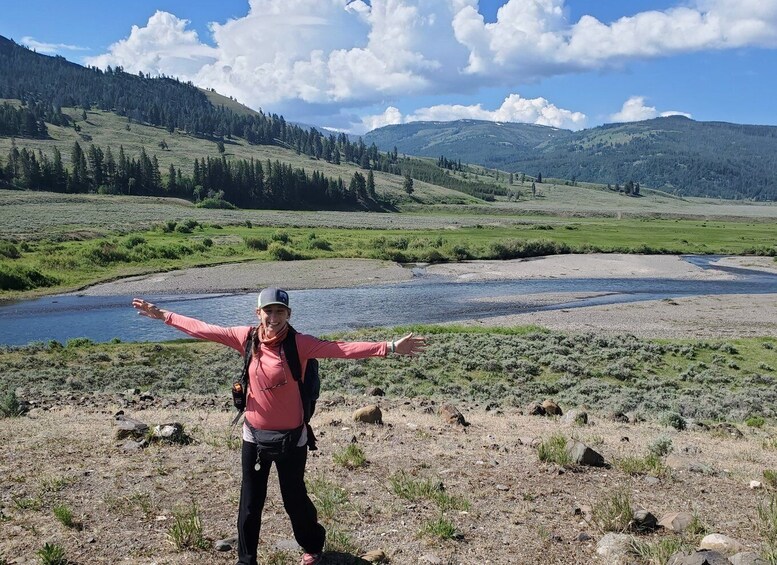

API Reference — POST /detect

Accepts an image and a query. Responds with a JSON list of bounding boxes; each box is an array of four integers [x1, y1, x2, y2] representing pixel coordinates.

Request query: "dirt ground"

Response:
[[4, 254, 776, 564], [1, 396, 777, 565]]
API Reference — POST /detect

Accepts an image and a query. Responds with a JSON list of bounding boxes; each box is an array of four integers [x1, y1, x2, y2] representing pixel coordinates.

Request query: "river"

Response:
[[0, 256, 775, 346]]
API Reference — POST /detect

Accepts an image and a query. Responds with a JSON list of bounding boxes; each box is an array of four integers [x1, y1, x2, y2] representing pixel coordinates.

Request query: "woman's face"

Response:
[[258, 304, 290, 336]]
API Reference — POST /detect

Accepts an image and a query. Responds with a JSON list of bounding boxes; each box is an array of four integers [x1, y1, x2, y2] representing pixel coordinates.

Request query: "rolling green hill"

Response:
[[364, 116, 777, 201]]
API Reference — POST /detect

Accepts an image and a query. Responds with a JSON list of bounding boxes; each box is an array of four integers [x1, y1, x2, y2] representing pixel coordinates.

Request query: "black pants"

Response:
[[237, 440, 326, 565]]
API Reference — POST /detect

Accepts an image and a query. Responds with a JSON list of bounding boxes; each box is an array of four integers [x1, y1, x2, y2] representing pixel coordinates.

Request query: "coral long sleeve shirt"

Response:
[[164, 312, 387, 431]]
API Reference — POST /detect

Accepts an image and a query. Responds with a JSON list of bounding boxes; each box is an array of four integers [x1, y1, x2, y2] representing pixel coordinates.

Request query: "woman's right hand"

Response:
[[132, 298, 167, 320]]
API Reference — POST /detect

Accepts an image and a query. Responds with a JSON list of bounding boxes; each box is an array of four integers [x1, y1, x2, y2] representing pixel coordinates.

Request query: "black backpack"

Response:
[[231, 326, 321, 449]]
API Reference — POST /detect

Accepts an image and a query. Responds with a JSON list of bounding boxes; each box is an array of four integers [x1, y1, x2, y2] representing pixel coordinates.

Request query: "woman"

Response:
[[132, 288, 426, 565]]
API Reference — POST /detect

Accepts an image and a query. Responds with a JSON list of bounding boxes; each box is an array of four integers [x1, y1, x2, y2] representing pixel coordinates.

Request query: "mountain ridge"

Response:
[[363, 115, 777, 200]]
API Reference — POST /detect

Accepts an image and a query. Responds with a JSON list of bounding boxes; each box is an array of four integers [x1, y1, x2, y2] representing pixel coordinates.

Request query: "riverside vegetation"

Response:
[[2, 194, 776, 297], [2, 327, 777, 564]]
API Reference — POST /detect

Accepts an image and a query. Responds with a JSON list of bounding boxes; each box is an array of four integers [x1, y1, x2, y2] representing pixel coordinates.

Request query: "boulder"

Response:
[[699, 533, 745, 556], [668, 550, 730, 565], [114, 414, 148, 440], [565, 439, 605, 467], [658, 511, 694, 533], [541, 399, 562, 416], [526, 402, 545, 416], [595, 533, 634, 564], [439, 404, 467, 426], [561, 409, 588, 426], [353, 405, 383, 424]]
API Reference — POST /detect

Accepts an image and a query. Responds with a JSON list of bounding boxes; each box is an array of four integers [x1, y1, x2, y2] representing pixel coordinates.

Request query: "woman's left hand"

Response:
[[392, 333, 427, 356]]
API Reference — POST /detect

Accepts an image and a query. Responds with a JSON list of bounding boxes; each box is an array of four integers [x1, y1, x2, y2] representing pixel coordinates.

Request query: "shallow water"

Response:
[[0, 256, 775, 345]]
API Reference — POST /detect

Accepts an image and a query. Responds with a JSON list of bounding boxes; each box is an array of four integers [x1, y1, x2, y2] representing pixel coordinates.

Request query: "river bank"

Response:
[[71, 254, 777, 339]]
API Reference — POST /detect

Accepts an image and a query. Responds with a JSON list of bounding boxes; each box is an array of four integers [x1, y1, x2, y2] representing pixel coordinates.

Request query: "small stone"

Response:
[[214, 537, 237, 552]]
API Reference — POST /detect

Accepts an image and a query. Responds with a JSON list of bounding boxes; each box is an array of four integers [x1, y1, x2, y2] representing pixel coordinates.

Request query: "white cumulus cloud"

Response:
[[361, 93, 586, 132], [610, 96, 692, 123], [82, 1, 777, 128]]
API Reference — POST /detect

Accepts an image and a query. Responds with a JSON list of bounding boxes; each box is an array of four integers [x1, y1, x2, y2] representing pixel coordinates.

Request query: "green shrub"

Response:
[[747, 416, 766, 428], [648, 436, 674, 457], [124, 236, 146, 248], [267, 242, 302, 261], [0, 390, 24, 418], [0, 241, 21, 259], [86, 242, 130, 265], [197, 198, 236, 209], [244, 237, 268, 250], [0, 264, 59, 291], [308, 238, 332, 251], [202, 238, 213, 248], [162, 220, 177, 233], [660, 412, 687, 431], [271, 231, 291, 244], [66, 338, 93, 348]]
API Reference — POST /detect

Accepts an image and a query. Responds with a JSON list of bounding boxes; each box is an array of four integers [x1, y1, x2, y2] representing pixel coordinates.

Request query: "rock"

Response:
[[419, 554, 444, 564], [610, 411, 630, 423], [729, 551, 768, 565], [214, 537, 237, 551], [631, 507, 658, 532], [353, 405, 383, 424], [750, 480, 763, 489], [658, 511, 694, 533], [699, 533, 745, 555], [565, 439, 605, 467], [439, 404, 467, 426], [526, 402, 545, 416], [561, 409, 588, 425], [541, 399, 562, 416], [668, 549, 730, 565], [366, 387, 385, 396], [121, 438, 147, 451], [576, 532, 592, 542], [151, 423, 188, 444], [712, 422, 744, 439], [114, 414, 148, 440], [360, 549, 387, 562], [596, 533, 634, 564]]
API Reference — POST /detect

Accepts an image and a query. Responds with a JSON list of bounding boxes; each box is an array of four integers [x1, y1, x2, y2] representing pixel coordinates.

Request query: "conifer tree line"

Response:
[[0, 140, 378, 210], [0, 35, 396, 171]]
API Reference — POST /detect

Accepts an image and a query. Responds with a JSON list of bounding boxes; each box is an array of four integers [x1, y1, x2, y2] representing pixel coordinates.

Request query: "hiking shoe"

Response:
[[301, 553, 322, 565]]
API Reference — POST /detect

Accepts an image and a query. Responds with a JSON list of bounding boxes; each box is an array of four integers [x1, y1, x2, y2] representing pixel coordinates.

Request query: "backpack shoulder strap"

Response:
[[282, 325, 303, 382], [230, 327, 255, 427]]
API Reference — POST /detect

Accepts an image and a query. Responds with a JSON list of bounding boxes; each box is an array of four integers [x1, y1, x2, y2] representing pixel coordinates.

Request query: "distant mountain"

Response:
[[364, 117, 777, 200]]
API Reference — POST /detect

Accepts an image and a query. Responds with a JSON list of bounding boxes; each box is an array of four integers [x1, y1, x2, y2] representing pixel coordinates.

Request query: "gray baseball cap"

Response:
[[257, 287, 290, 309]]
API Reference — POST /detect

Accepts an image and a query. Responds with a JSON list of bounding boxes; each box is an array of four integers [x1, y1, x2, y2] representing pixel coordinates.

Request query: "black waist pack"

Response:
[[248, 424, 304, 464]]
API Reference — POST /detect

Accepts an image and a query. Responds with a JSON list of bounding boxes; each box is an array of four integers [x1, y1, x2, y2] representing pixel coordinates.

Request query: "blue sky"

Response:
[[2, 0, 776, 133]]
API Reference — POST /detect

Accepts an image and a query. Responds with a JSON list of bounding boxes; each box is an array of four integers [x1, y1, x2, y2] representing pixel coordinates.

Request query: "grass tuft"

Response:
[[36, 543, 68, 565], [537, 433, 572, 467], [332, 443, 367, 469], [167, 503, 208, 551]]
